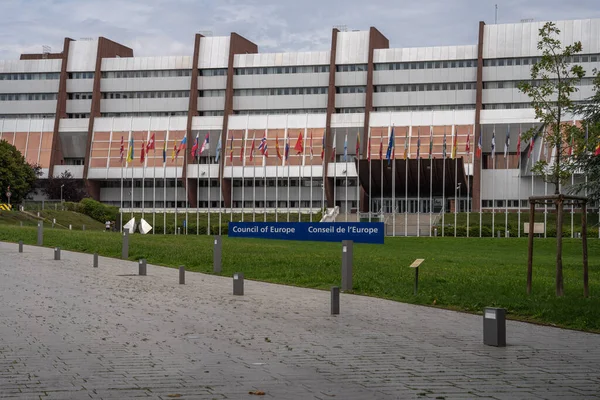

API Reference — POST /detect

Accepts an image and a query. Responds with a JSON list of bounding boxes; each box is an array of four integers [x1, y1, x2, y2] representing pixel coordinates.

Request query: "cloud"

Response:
[[1, 0, 600, 60]]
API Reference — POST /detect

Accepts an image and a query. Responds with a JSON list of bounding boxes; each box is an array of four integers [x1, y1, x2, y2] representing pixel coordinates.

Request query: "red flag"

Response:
[[595, 143, 600, 156], [249, 137, 256, 162], [119, 136, 124, 162], [516, 129, 522, 154], [379, 138, 383, 159], [191, 135, 199, 157], [147, 132, 155, 152], [276, 134, 282, 160], [355, 132, 361, 157], [465, 130, 471, 154], [528, 137, 535, 159], [140, 140, 146, 163], [320, 135, 325, 160], [295, 132, 304, 154]]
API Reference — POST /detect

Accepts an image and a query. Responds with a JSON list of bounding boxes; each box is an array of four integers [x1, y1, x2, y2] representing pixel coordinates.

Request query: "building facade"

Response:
[[1, 18, 599, 225]]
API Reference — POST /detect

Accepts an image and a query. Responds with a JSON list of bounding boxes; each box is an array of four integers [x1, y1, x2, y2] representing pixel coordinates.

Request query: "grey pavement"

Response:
[[0, 241, 599, 400]]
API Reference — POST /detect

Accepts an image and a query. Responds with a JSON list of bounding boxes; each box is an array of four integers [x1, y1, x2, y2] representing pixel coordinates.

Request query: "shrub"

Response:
[[79, 198, 118, 223]]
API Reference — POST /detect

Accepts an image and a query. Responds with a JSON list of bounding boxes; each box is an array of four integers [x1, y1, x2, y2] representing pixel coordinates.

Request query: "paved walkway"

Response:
[[0, 242, 598, 400]]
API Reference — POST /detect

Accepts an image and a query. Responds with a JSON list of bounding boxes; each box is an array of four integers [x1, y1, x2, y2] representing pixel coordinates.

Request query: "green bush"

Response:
[[79, 198, 118, 224]]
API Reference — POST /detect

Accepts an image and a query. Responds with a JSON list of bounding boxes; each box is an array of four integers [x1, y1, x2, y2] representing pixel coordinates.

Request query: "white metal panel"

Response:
[[92, 116, 187, 132], [369, 110, 475, 127], [66, 40, 99, 72], [198, 97, 225, 111], [335, 93, 366, 108], [198, 36, 231, 69], [334, 71, 367, 86], [234, 51, 330, 67], [0, 59, 62, 73], [100, 76, 191, 92], [54, 165, 84, 179], [100, 98, 189, 113], [330, 113, 364, 128], [373, 45, 477, 63], [198, 75, 227, 90], [66, 79, 94, 93], [101, 56, 193, 71], [191, 116, 223, 130], [227, 113, 326, 130], [0, 80, 60, 94], [335, 31, 369, 65], [0, 100, 56, 114], [59, 118, 90, 132], [66, 100, 92, 114]]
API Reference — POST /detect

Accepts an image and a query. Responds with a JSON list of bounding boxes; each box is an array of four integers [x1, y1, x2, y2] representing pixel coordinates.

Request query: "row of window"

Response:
[[0, 93, 57, 101], [336, 86, 366, 94], [0, 72, 60, 81], [200, 111, 225, 116], [483, 77, 596, 90], [234, 108, 327, 115], [337, 108, 365, 113], [101, 69, 192, 79], [235, 65, 329, 75], [68, 72, 94, 80], [0, 113, 54, 119], [336, 64, 367, 72], [375, 104, 475, 112], [199, 89, 226, 97], [101, 91, 189, 99], [233, 87, 328, 96], [68, 92, 93, 100], [199, 69, 228, 76], [375, 82, 477, 93], [375, 59, 477, 71], [67, 113, 90, 119], [483, 53, 600, 67], [100, 111, 188, 117]]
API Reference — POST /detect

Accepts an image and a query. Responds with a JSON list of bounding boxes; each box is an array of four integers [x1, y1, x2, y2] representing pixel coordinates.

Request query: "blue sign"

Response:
[[228, 222, 384, 244]]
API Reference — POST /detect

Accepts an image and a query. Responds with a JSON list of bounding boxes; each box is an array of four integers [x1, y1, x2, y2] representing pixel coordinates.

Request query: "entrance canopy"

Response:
[[356, 159, 468, 198]]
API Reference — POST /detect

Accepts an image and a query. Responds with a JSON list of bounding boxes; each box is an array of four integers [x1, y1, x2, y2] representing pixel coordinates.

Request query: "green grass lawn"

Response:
[[0, 210, 105, 230], [1, 225, 598, 332]]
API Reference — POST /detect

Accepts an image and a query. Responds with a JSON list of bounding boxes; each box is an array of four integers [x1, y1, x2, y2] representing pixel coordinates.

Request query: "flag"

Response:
[[403, 128, 409, 160], [386, 127, 395, 165], [504, 127, 510, 159], [215, 136, 222, 163], [140, 140, 146, 163], [443, 132, 447, 159], [249, 135, 256, 162], [191, 134, 199, 158], [451, 131, 457, 160], [516, 127, 521, 154], [343, 134, 348, 162], [294, 131, 303, 154], [355, 131, 361, 158], [309, 131, 314, 160], [229, 134, 234, 162], [120, 136, 124, 163], [331, 133, 336, 161], [171, 142, 177, 162], [147, 132, 155, 152], [367, 135, 371, 161], [379, 138, 383, 160], [416, 128, 421, 159], [285, 137, 290, 161], [527, 136, 535, 160], [177, 136, 187, 156], [466, 130, 471, 155], [200, 133, 210, 154], [320, 134, 325, 160], [429, 127, 433, 159], [595, 143, 600, 156], [276, 134, 282, 160], [491, 128, 496, 159], [476, 132, 482, 158], [258, 133, 268, 157], [162, 139, 167, 164], [239, 135, 245, 162], [126, 137, 134, 163]]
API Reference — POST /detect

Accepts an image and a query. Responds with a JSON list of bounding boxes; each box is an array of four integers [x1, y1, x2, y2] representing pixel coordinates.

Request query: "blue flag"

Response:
[[343, 133, 348, 161], [386, 127, 395, 165], [215, 136, 222, 163]]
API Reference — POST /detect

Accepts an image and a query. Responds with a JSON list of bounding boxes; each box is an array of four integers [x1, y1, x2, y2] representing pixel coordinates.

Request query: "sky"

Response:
[[2, 0, 600, 60]]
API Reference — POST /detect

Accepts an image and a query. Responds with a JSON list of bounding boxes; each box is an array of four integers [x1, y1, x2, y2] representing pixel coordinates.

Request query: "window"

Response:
[[101, 91, 189, 99], [0, 93, 58, 101], [199, 69, 227, 76]]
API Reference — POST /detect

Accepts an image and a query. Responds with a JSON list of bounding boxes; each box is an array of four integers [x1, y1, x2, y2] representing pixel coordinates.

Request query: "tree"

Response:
[[518, 22, 586, 297], [0, 140, 38, 204], [43, 170, 86, 203]]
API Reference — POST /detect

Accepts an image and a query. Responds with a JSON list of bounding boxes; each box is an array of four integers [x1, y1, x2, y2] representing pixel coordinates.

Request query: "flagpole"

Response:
[[164, 116, 170, 235], [417, 127, 421, 238], [479, 127, 482, 238], [241, 123, 247, 222], [207, 132, 211, 236], [333, 130, 337, 220], [442, 126, 446, 237], [175, 137, 178, 234], [275, 132, 279, 222], [404, 124, 409, 237], [300, 117, 307, 222], [505, 126, 509, 237], [543, 133, 548, 239], [117, 117, 122, 233], [252, 132, 256, 222], [129, 117, 134, 220], [570, 121, 575, 238], [142, 117, 150, 223], [429, 123, 433, 237], [467, 126, 472, 238], [356, 128, 360, 222], [263, 124, 268, 222], [286, 121, 290, 222], [196, 134, 200, 235], [152, 128, 156, 234], [229, 131, 233, 223], [368, 127, 372, 222], [184, 130, 189, 235], [517, 125, 521, 238], [380, 135, 383, 224], [218, 133, 223, 236], [454, 122, 458, 238], [321, 130, 325, 215], [345, 129, 348, 222], [310, 129, 314, 222], [492, 125, 496, 238]]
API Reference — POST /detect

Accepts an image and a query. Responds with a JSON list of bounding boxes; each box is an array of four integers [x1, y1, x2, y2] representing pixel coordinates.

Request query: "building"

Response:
[[1, 18, 599, 232]]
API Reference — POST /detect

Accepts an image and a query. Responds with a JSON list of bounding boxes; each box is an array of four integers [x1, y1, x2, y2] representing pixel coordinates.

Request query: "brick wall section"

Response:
[[323, 28, 339, 208], [186, 34, 203, 208], [220, 33, 258, 208], [19, 53, 63, 60], [362, 27, 389, 212], [48, 38, 73, 178], [83, 37, 133, 199], [473, 21, 485, 212]]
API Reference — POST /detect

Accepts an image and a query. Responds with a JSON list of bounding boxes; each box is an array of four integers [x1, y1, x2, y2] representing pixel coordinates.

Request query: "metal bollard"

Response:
[[20, 221, 23, 227], [69, 224, 72, 230], [93, 253, 98, 268], [122, 231, 129, 259], [54, 247, 61, 260], [434, 228, 438, 237], [497, 230, 501, 238], [233, 273, 244, 295], [331, 286, 340, 315], [483, 308, 506, 347], [82, 225, 85, 231], [179, 266, 185, 284], [341, 240, 353, 291], [138, 259, 147, 276], [18, 241, 23, 253], [506, 230, 510, 238], [177, 227, 180, 235], [37, 223, 43, 246], [213, 236, 222, 273]]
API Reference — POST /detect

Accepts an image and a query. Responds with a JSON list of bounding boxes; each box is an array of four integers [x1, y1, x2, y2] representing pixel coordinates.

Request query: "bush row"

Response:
[[64, 199, 119, 224], [435, 224, 599, 238]]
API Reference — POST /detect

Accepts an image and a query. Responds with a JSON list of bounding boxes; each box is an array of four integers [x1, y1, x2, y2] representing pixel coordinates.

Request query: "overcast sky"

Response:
[[2, 0, 600, 60]]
